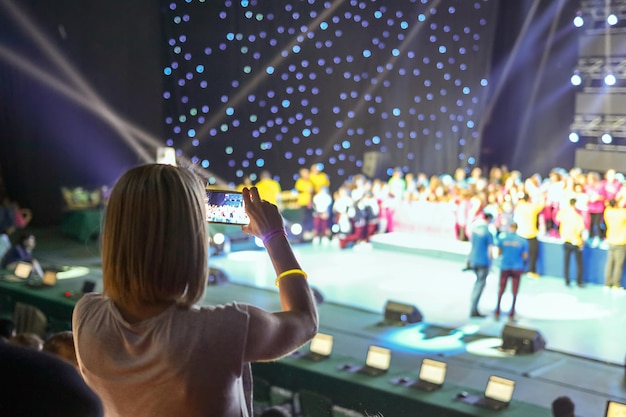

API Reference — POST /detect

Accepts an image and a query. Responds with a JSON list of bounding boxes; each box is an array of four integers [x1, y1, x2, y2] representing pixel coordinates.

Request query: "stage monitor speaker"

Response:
[[383, 300, 423, 326], [208, 267, 229, 285], [501, 324, 546, 354], [362, 151, 392, 180], [311, 287, 324, 305]]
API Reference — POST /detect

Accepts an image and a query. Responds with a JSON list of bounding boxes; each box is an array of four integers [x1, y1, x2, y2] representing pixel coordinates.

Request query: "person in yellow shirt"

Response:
[[556, 198, 586, 287], [513, 193, 544, 278], [294, 168, 315, 238], [603, 199, 626, 289], [255, 171, 281, 206], [309, 163, 330, 194]]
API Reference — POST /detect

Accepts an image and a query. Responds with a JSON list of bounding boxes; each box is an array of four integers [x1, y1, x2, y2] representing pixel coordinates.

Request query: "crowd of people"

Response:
[[244, 163, 626, 292]]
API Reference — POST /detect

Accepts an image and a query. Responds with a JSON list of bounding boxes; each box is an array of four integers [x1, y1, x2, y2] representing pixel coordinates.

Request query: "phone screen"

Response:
[[206, 190, 250, 225]]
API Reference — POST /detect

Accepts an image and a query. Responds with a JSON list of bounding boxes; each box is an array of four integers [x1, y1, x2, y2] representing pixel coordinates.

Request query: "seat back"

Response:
[[13, 302, 47, 337], [297, 389, 333, 417]]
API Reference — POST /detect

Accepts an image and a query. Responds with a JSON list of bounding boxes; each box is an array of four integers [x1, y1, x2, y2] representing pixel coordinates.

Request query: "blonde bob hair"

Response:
[[102, 164, 208, 307]]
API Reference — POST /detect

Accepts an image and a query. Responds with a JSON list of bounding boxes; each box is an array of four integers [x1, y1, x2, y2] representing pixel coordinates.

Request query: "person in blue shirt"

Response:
[[467, 213, 495, 318], [495, 222, 528, 321]]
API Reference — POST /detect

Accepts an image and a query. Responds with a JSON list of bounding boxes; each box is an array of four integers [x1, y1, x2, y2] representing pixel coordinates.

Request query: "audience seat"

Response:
[[13, 302, 47, 338]]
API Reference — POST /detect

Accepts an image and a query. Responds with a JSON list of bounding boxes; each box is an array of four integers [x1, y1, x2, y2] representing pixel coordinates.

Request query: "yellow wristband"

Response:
[[275, 269, 308, 287]]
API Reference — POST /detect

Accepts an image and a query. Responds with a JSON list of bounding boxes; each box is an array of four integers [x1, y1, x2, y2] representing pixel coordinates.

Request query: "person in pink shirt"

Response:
[[586, 171, 606, 242]]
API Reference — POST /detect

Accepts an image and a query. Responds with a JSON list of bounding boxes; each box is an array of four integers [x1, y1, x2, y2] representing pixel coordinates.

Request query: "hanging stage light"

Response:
[[607, 13, 619, 26], [570, 71, 582, 86], [602, 132, 613, 144], [604, 72, 617, 86], [569, 132, 580, 143], [573, 13, 584, 27]]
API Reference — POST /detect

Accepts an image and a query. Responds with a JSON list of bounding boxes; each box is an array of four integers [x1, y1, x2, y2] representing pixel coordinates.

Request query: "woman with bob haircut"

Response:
[[73, 164, 318, 417]]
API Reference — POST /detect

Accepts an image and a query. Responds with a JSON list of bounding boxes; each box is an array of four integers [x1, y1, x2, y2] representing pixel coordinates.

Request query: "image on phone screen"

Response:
[[206, 190, 250, 225]]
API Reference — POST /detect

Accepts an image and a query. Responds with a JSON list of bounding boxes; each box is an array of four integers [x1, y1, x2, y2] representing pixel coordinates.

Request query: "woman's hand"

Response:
[[241, 187, 284, 238]]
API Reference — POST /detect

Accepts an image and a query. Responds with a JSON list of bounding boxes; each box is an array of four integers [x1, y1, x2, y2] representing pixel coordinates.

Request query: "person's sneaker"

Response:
[[577, 283, 586, 288], [527, 272, 540, 279], [470, 312, 486, 318]]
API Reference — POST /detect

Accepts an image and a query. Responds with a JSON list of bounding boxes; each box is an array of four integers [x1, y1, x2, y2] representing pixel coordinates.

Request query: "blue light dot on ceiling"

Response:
[[342, 140, 351, 149], [302, 128, 311, 137], [372, 135, 381, 144], [393, 108, 401, 116], [439, 45, 447, 53], [418, 14, 426, 22], [226, 107, 234, 116], [363, 49, 371, 58], [256, 159, 265, 167], [463, 87, 470, 94], [468, 157, 475, 164], [392, 49, 400, 56], [282, 99, 290, 108], [164, 67, 172, 75], [400, 21, 408, 29], [467, 120, 475, 128], [481, 78, 488, 86], [374, 10, 382, 19]]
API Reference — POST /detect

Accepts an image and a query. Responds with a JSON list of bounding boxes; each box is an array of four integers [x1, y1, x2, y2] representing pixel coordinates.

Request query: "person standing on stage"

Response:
[[604, 199, 626, 290], [555, 198, 586, 287], [514, 193, 544, 279], [467, 212, 495, 318], [309, 163, 330, 195], [494, 223, 528, 321], [294, 167, 315, 240]]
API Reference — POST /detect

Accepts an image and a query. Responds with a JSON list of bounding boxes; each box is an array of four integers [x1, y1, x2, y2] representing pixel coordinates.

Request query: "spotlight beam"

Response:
[[0, 0, 144, 160], [476, 0, 542, 152], [188, 0, 348, 150], [315, 0, 445, 163], [0, 43, 154, 162], [514, 0, 567, 165], [0, 0, 228, 184], [0, 42, 227, 183]]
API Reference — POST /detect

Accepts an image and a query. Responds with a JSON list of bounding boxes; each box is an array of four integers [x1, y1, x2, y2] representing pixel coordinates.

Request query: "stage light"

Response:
[[569, 132, 580, 143], [212, 233, 225, 245], [607, 13, 619, 26], [602, 132, 613, 144], [570, 71, 582, 86], [289, 222, 303, 236], [573, 13, 584, 27], [605, 72, 617, 86]]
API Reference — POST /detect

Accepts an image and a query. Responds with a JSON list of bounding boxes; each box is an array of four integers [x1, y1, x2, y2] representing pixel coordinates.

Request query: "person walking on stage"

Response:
[[467, 212, 495, 318], [494, 223, 528, 321], [604, 199, 626, 290], [556, 198, 586, 287]]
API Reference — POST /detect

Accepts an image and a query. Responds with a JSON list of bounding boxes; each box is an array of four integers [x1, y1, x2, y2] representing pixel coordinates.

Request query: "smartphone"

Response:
[[206, 190, 250, 225]]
